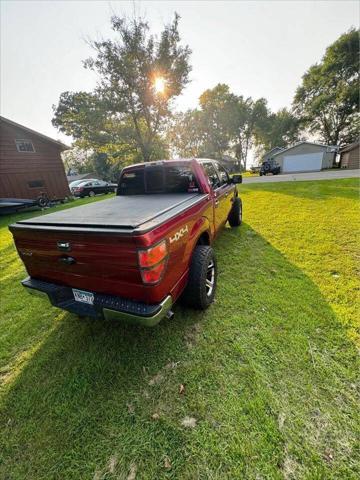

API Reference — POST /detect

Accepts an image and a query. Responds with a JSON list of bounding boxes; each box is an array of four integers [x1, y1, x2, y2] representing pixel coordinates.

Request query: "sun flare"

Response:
[[154, 77, 165, 94]]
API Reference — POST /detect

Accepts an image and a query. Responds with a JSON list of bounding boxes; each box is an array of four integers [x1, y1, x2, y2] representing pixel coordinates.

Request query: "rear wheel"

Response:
[[228, 197, 242, 227], [182, 246, 217, 309]]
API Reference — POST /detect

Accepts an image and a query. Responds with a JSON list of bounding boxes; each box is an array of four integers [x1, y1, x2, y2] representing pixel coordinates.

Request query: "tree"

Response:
[[53, 13, 191, 162], [255, 107, 301, 153], [231, 97, 268, 171], [167, 110, 205, 157], [293, 28, 359, 147], [168, 84, 268, 170]]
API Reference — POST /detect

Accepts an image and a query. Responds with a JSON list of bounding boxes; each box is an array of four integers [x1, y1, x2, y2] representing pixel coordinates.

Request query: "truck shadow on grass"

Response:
[[0, 224, 358, 479]]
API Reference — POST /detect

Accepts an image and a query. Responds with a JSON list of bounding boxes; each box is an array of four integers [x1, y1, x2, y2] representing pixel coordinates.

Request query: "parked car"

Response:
[[9, 159, 243, 326], [72, 180, 117, 197], [259, 159, 281, 176], [69, 179, 97, 191]]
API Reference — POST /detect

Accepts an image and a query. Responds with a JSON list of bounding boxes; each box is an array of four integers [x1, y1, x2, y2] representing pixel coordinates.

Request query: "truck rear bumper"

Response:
[[22, 277, 173, 327]]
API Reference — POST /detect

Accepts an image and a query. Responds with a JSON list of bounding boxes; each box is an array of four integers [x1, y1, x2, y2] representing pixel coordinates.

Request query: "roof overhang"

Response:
[[0, 115, 70, 150]]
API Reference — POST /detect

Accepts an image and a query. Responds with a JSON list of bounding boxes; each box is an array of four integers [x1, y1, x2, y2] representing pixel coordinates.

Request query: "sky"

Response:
[[1, 0, 358, 147]]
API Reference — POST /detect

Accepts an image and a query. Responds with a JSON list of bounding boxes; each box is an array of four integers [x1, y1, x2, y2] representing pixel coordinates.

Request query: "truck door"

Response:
[[201, 161, 230, 232], [213, 162, 234, 227]]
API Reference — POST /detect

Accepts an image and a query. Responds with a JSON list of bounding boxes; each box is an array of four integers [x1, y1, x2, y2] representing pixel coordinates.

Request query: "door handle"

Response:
[[58, 256, 76, 265]]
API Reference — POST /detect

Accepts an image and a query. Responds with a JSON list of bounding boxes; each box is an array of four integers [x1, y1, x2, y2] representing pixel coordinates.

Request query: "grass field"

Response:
[[0, 179, 359, 479]]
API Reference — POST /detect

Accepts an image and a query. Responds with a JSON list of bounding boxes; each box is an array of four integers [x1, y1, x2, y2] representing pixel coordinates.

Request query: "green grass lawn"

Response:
[[0, 180, 359, 479]]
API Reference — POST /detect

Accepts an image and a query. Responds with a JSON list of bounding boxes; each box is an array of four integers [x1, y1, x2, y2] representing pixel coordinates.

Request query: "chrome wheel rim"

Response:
[[206, 259, 215, 297]]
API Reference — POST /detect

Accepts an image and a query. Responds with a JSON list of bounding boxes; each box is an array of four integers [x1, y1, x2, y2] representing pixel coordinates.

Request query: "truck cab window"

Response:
[[202, 162, 220, 189], [118, 164, 199, 195], [214, 163, 230, 186]]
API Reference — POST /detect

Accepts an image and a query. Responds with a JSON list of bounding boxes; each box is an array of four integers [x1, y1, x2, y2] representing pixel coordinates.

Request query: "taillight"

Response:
[[138, 240, 168, 284]]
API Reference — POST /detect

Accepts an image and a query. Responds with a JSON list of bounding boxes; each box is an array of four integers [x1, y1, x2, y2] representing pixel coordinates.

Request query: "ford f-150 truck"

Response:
[[9, 159, 242, 326]]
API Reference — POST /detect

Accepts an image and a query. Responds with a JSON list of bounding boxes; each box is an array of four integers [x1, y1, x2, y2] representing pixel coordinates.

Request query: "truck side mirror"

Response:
[[231, 174, 242, 184]]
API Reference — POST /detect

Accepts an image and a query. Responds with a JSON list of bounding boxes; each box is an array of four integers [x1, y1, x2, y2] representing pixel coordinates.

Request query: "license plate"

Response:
[[73, 289, 94, 305]]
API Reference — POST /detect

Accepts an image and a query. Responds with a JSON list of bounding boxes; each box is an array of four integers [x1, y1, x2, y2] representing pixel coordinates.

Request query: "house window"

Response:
[[15, 139, 35, 153], [28, 180, 44, 188]]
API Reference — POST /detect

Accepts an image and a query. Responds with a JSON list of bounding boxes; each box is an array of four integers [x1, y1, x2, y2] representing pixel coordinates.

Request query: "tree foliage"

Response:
[[169, 84, 273, 170], [293, 28, 359, 146], [53, 13, 191, 165], [254, 108, 301, 153]]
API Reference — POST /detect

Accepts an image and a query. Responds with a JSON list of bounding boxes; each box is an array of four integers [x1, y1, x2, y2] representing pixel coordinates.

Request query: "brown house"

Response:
[[339, 142, 359, 170], [0, 116, 70, 200]]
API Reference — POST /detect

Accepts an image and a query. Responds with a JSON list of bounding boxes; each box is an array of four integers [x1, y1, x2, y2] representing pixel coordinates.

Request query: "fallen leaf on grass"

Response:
[[164, 456, 172, 470], [278, 413, 286, 430], [179, 384, 185, 394], [151, 413, 160, 420], [181, 416, 197, 428], [108, 455, 117, 474], [165, 361, 179, 370], [323, 451, 334, 463], [127, 462, 137, 480], [149, 372, 164, 386], [127, 403, 135, 414]]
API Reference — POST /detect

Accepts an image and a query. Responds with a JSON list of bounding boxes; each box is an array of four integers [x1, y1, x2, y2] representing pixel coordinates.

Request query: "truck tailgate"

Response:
[[10, 227, 144, 299]]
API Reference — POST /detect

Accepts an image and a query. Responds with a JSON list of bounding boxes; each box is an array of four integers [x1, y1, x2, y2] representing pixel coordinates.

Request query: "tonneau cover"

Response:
[[14, 194, 206, 233]]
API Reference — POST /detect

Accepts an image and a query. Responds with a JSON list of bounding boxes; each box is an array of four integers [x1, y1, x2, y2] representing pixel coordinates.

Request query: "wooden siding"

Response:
[[340, 145, 359, 169], [0, 122, 70, 200]]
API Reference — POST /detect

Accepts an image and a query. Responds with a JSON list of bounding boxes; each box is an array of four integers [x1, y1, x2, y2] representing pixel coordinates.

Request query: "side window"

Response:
[[202, 162, 220, 189], [215, 163, 230, 186], [15, 139, 35, 153]]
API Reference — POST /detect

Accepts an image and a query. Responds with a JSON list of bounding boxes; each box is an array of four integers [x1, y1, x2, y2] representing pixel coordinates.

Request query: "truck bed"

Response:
[[12, 193, 207, 234]]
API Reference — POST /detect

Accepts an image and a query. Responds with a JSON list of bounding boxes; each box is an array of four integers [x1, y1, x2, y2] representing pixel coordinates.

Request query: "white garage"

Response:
[[272, 142, 337, 173], [283, 152, 323, 173]]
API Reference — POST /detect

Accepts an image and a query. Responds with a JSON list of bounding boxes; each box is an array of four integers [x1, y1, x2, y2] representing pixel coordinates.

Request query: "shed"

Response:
[[0, 116, 70, 200], [339, 142, 359, 169], [272, 142, 337, 173]]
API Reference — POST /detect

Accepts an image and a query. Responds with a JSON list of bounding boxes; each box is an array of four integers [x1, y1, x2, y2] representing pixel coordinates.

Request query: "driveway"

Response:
[[243, 169, 359, 184]]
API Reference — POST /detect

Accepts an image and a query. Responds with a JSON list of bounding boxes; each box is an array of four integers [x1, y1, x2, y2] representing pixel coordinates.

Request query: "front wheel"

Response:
[[182, 246, 217, 310], [228, 197, 242, 227]]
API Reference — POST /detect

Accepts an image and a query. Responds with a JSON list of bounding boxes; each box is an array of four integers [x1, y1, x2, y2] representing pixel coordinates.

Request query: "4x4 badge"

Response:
[[169, 225, 189, 244]]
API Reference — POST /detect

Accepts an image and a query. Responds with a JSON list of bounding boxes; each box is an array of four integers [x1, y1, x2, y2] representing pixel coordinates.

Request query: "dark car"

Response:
[[72, 180, 117, 198], [259, 159, 281, 176]]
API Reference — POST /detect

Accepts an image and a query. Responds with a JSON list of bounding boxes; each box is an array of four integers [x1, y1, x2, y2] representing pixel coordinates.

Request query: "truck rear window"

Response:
[[118, 164, 199, 195]]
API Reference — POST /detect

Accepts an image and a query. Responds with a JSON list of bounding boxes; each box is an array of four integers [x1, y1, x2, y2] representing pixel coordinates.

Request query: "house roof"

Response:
[[340, 141, 359, 153], [0, 116, 69, 150], [263, 146, 284, 158], [272, 141, 338, 157]]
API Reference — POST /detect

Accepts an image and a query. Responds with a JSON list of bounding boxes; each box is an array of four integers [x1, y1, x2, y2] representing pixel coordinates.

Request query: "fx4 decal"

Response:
[[169, 225, 189, 244]]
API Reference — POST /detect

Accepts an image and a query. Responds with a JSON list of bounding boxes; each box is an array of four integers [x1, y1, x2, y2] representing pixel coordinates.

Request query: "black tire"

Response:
[[228, 197, 242, 227], [182, 245, 217, 310], [37, 195, 50, 208]]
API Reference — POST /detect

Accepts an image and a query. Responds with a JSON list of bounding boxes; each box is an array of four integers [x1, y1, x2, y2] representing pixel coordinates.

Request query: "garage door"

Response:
[[283, 152, 323, 173]]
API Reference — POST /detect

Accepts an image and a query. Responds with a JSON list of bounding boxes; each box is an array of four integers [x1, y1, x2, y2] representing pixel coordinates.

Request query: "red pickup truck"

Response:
[[10, 159, 242, 326]]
